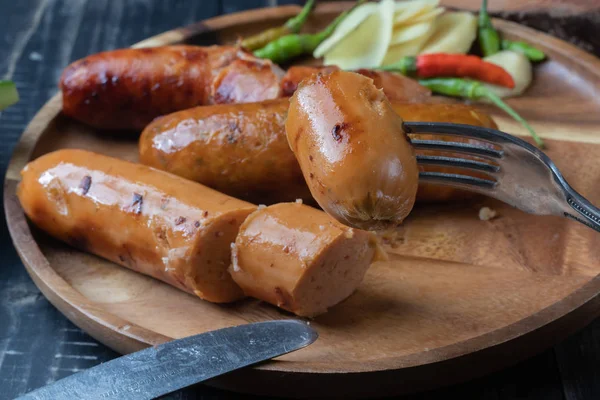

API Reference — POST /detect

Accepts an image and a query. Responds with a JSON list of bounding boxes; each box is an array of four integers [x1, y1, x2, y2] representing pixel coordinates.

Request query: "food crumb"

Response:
[[258, 204, 267, 210], [376, 228, 404, 249], [344, 228, 354, 239], [479, 207, 497, 221], [295, 198, 303, 204]]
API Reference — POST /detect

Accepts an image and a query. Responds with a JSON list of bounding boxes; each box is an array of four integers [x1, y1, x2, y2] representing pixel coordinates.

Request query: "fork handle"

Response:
[[563, 191, 600, 233]]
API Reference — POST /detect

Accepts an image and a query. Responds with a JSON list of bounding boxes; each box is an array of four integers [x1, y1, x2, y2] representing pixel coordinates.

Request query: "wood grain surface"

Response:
[[1, 1, 600, 400]]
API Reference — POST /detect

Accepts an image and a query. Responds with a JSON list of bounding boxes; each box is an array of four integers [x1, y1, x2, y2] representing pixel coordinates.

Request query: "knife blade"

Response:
[[17, 320, 317, 400]]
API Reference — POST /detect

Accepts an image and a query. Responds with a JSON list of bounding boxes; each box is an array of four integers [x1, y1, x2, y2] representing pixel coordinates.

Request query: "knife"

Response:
[[16, 320, 317, 400]]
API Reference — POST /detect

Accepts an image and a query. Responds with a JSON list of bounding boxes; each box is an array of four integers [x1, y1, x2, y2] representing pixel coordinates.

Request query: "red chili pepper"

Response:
[[379, 54, 515, 89]]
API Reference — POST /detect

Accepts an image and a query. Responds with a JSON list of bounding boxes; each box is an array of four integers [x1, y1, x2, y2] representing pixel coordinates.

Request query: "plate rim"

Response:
[[5, 0, 600, 380]]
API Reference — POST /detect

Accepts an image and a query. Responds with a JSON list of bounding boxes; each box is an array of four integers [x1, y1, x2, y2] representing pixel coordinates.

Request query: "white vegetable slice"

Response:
[[420, 11, 477, 54], [482, 50, 533, 99], [394, 0, 439, 26], [323, 0, 395, 70], [398, 6, 444, 25], [390, 20, 434, 45], [382, 34, 431, 65], [313, 3, 378, 58]]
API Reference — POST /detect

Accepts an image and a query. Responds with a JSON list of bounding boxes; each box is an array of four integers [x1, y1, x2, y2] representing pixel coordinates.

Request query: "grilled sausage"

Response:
[[139, 99, 497, 205], [285, 70, 419, 230], [280, 65, 432, 103], [17, 149, 257, 303], [60, 45, 284, 130], [139, 99, 310, 205], [230, 202, 382, 317]]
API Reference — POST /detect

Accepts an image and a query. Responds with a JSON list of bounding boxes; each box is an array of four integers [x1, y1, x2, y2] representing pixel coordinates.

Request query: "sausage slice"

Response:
[[286, 70, 419, 231], [230, 202, 381, 317]]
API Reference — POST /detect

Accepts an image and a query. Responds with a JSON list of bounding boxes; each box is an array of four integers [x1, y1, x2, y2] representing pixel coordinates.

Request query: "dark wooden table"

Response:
[[1, 1, 599, 399]]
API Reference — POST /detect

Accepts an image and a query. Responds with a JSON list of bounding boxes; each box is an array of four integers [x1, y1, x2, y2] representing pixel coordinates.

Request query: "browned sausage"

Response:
[[139, 99, 311, 205], [60, 45, 283, 130], [17, 149, 256, 302], [139, 99, 497, 205], [285, 70, 419, 231], [280, 65, 432, 103], [230, 202, 381, 317]]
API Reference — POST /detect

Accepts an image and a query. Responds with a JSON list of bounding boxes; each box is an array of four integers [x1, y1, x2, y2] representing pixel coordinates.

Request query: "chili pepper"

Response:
[[379, 54, 515, 88], [478, 0, 501, 57], [501, 39, 546, 62], [241, 0, 316, 51], [418, 78, 544, 148], [0, 80, 18, 110], [254, 0, 364, 64]]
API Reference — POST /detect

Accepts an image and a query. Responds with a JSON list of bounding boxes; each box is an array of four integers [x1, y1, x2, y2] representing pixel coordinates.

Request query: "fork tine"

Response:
[[419, 172, 497, 190], [410, 139, 503, 158], [406, 121, 505, 159], [416, 155, 500, 174]]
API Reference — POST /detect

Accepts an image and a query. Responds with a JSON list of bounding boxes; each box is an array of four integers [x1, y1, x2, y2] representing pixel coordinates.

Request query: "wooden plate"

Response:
[[5, 2, 600, 398]]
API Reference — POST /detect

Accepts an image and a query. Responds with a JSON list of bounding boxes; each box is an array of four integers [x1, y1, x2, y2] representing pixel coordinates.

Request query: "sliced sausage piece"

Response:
[[230, 202, 381, 317], [286, 70, 419, 231], [17, 149, 256, 302], [60, 45, 283, 131]]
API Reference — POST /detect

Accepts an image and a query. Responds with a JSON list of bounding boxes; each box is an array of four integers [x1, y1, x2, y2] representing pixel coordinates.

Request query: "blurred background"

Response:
[[0, 1, 599, 399]]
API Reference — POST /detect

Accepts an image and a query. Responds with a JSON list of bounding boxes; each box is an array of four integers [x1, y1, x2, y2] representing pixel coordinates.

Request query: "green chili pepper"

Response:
[[501, 39, 546, 62], [254, 0, 364, 64], [0, 80, 19, 111], [284, 0, 316, 32], [419, 78, 544, 148], [241, 0, 316, 51], [478, 0, 501, 57]]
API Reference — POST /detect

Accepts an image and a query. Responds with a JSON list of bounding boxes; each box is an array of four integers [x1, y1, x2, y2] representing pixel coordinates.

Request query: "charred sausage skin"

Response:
[[17, 149, 256, 303]]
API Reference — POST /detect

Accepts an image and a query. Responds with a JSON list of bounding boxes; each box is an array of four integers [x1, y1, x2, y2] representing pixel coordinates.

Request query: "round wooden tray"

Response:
[[5, 2, 600, 398]]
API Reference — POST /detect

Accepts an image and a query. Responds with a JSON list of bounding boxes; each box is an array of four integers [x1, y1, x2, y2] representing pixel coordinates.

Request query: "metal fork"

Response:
[[404, 122, 600, 233]]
